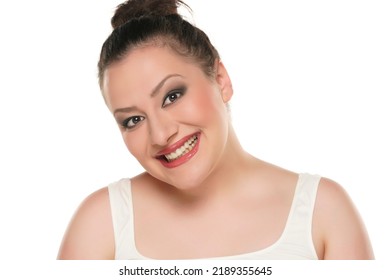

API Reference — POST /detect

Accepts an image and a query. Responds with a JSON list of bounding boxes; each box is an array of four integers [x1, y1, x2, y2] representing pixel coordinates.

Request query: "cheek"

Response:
[[122, 132, 146, 160], [178, 88, 225, 125]]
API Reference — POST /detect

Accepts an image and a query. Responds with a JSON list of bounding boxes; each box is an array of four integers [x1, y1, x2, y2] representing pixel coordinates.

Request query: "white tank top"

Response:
[[108, 173, 320, 260]]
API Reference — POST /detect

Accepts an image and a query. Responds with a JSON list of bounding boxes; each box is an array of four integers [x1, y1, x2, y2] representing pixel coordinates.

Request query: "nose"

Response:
[[148, 113, 178, 147]]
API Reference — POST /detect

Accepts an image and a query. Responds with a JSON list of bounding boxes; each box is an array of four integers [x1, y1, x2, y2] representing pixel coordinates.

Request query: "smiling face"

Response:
[[102, 46, 233, 189]]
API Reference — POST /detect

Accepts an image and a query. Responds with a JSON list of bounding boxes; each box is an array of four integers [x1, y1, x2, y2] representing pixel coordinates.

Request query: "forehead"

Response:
[[103, 46, 197, 91], [102, 46, 207, 109]]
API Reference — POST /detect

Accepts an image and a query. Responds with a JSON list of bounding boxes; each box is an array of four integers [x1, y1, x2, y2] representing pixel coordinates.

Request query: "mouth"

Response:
[[156, 132, 200, 168]]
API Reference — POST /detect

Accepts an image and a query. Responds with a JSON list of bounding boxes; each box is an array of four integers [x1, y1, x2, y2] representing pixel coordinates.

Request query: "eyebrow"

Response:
[[113, 74, 183, 116]]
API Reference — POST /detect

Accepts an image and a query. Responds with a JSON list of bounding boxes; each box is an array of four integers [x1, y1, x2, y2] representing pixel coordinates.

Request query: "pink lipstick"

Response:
[[156, 132, 200, 168]]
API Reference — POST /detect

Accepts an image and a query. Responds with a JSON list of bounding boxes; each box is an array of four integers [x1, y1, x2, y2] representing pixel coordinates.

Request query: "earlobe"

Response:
[[215, 60, 233, 103]]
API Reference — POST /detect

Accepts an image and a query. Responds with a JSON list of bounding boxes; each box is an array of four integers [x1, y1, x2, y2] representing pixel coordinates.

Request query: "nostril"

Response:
[[148, 119, 178, 147]]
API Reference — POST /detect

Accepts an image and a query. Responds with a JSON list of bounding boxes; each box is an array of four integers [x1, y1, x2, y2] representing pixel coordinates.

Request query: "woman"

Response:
[[58, 0, 374, 260]]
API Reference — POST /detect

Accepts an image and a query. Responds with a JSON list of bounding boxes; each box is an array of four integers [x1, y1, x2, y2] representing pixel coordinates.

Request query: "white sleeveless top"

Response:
[[108, 173, 320, 260]]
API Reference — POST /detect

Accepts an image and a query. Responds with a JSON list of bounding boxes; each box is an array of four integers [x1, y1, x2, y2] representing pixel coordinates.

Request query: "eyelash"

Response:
[[122, 116, 145, 129], [162, 88, 185, 107], [121, 87, 186, 130]]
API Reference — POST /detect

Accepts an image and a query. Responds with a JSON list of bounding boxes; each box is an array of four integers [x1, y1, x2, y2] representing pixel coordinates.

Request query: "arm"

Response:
[[57, 187, 115, 260], [313, 178, 374, 259]]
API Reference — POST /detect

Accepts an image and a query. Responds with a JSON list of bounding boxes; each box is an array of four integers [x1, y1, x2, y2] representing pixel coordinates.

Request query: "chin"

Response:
[[147, 166, 211, 191], [169, 166, 215, 191]]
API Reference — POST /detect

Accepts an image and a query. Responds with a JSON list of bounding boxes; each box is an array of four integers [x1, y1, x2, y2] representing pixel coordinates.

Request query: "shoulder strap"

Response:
[[279, 173, 321, 259], [108, 178, 138, 259]]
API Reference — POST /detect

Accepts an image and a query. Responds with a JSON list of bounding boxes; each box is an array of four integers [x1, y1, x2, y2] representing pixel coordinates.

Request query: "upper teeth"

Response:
[[164, 135, 198, 162]]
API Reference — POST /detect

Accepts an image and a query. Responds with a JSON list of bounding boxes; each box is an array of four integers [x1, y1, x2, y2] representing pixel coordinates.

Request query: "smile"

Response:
[[164, 134, 198, 162], [156, 133, 200, 168]]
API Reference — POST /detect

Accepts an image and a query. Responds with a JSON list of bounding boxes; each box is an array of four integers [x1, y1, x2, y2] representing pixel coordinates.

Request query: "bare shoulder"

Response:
[[57, 187, 115, 260], [313, 177, 374, 259]]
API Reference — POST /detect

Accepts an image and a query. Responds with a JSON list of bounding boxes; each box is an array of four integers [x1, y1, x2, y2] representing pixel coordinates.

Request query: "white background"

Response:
[[0, 0, 388, 274]]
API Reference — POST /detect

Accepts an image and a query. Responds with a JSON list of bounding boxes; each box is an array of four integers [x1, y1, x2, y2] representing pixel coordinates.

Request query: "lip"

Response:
[[155, 132, 201, 168]]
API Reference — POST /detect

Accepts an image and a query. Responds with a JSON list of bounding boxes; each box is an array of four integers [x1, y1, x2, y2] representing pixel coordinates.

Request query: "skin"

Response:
[[57, 45, 374, 260]]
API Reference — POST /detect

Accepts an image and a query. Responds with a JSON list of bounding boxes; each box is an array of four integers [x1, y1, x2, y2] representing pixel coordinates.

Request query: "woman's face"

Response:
[[102, 46, 233, 189]]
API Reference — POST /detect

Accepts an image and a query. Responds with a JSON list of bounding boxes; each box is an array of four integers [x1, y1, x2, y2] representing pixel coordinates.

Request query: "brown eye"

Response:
[[168, 93, 179, 102], [122, 116, 145, 129], [162, 88, 185, 107]]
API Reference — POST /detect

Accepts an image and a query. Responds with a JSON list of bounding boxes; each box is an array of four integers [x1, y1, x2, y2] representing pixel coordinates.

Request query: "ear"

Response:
[[214, 60, 233, 103]]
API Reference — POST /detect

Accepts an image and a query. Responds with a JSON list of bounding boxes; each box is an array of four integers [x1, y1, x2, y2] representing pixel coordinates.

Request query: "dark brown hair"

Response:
[[98, 0, 220, 89]]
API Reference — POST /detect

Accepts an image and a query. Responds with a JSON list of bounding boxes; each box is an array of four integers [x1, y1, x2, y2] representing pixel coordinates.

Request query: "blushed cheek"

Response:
[[179, 89, 225, 126]]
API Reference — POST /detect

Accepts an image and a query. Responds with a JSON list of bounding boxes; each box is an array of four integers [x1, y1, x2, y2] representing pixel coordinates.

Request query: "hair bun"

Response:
[[111, 0, 185, 29]]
